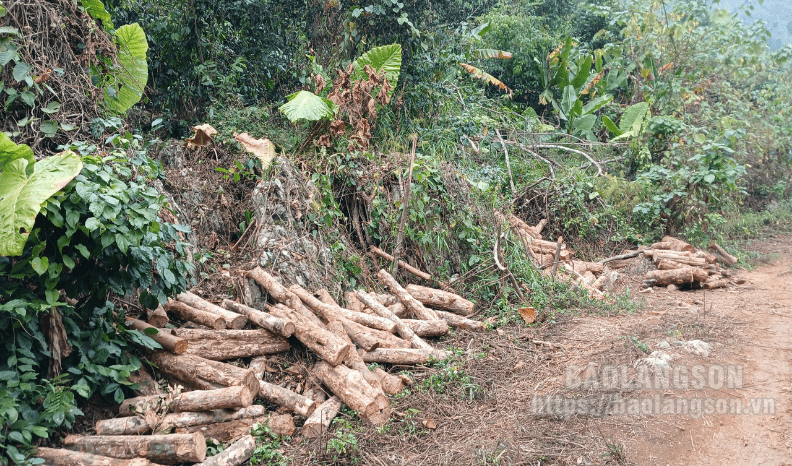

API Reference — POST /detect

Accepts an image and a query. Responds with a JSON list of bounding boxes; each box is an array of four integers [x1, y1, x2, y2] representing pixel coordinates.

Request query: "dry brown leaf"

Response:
[[422, 419, 437, 429], [186, 124, 217, 149], [518, 306, 536, 324], [233, 132, 275, 168]]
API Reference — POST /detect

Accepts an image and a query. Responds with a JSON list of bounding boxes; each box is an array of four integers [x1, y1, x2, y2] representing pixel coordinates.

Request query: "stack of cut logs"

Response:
[[40, 266, 481, 465], [504, 213, 615, 300], [639, 237, 738, 290]]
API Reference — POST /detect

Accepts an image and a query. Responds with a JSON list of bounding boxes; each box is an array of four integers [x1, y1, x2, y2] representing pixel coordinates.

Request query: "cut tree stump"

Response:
[[709, 242, 738, 266], [35, 448, 158, 466], [405, 284, 474, 316], [301, 396, 342, 438], [148, 352, 259, 395], [146, 305, 169, 328], [176, 292, 247, 329], [245, 267, 324, 326], [359, 347, 450, 364], [164, 300, 225, 330], [357, 291, 433, 350], [402, 318, 449, 337], [257, 379, 316, 417], [219, 300, 295, 337], [266, 305, 352, 366], [197, 434, 255, 466], [63, 433, 206, 464], [125, 319, 187, 354], [96, 406, 268, 436], [312, 361, 390, 426], [119, 386, 253, 416], [169, 328, 289, 360], [377, 270, 438, 321], [646, 267, 709, 286], [433, 309, 484, 331]]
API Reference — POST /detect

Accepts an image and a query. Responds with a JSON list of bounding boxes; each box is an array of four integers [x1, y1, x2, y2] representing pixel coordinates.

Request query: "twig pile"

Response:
[[41, 262, 482, 465]]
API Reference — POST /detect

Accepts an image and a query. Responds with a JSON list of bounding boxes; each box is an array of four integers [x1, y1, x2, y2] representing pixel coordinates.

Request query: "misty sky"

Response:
[[716, 0, 791, 49]]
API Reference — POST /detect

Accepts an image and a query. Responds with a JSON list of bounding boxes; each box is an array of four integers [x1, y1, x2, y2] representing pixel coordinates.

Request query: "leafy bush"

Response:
[[0, 133, 193, 463]]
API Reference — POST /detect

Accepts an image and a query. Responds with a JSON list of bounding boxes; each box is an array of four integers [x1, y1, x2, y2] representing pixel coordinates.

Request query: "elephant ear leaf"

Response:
[[0, 132, 35, 173], [0, 151, 83, 256], [279, 91, 335, 122], [81, 0, 114, 30], [103, 23, 148, 114], [352, 43, 402, 97]]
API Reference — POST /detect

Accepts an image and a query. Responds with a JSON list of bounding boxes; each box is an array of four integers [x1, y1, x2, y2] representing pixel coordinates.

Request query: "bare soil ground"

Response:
[[285, 233, 792, 465]]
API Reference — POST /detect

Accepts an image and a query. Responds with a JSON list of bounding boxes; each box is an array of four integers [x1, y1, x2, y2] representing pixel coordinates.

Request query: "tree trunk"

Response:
[[660, 236, 696, 253], [646, 267, 709, 286], [35, 448, 158, 466], [257, 379, 316, 417], [219, 300, 295, 337], [146, 306, 169, 328], [148, 352, 259, 395], [245, 267, 324, 326], [176, 292, 247, 329], [168, 329, 289, 361], [164, 300, 225, 330], [96, 406, 268, 436], [708, 242, 738, 266], [124, 319, 186, 354], [359, 347, 450, 364], [405, 284, 474, 316], [119, 386, 253, 417], [401, 319, 449, 337], [301, 396, 342, 438], [63, 433, 206, 464], [433, 309, 484, 331], [312, 362, 390, 426], [265, 305, 352, 366], [197, 434, 255, 466], [356, 291, 433, 350], [377, 270, 438, 321]]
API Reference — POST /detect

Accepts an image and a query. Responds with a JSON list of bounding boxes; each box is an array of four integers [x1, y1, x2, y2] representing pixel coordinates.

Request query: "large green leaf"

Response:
[[104, 23, 148, 114], [0, 132, 34, 172], [0, 151, 83, 256], [81, 0, 114, 30], [612, 102, 650, 141], [581, 94, 613, 115], [352, 44, 402, 96], [601, 115, 622, 136], [279, 91, 335, 122]]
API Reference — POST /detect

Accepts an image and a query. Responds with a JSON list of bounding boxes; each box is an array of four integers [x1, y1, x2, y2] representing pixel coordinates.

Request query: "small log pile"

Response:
[[40, 263, 482, 465], [640, 237, 736, 289]]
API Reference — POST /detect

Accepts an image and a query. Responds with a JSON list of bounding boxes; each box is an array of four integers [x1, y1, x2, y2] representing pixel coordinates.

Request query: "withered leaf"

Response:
[[233, 132, 276, 168], [185, 124, 218, 149]]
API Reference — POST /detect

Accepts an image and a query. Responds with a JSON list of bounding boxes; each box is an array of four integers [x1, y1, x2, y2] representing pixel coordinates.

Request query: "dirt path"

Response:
[[629, 235, 792, 465]]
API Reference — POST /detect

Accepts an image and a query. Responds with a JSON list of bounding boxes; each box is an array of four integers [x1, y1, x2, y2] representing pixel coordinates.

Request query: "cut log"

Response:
[[592, 274, 608, 291], [119, 386, 253, 416], [176, 292, 247, 329], [377, 270, 438, 321], [289, 284, 396, 332], [708, 242, 738, 266], [197, 434, 255, 466], [372, 367, 405, 395], [176, 419, 261, 443], [148, 352, 259, 395], [168, 328, 289, 361], [36, 448, 159, 466], [63, 433, 206, 464], [312, 362, 390, 426], [338, 319, 381, 351], [164, 300, 225, 330], [405, 284, 474, 316], [266, 305, 352, 366], [248, 357, 267, 380], [245, 267, 324, 326], [600, 250, 643, 263], [359, 347, 450, 364], [268, 414, 296, 436], [644, 250, 707, 267], [357, 291, 433, 350], [519, 236, 572, 261], [326, 321, 382, 392], [257, 379, 316, 417], [301, 396, 342, 438], [146, 305, 169, 328], [316, 289, 339, 307], [507, 213, 542, 239], [695, 250, 719, 264], [402, 319, 449, 337], [369, 246, 431, 282], [645, 267, 709, 286], [337, 307, 397, 333], [128, 365, 164, 397], [349, 323, 410, 349], [702, 278, 729, 290], [96, 406, 268, 436], [434, 309, 485, 331], [570, 261, 605, 275], [371, 293, 399, 307], [657, 259, 686, 270], [388, 302, 407, 318], [125, 319, 187, 354], [219, 300, 295, 337], [659, 236, 696, 253], [344, 292, 365, 313]]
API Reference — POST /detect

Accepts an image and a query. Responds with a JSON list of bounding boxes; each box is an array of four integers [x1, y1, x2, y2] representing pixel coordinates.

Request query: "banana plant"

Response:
[[458, 22, 514, 97]]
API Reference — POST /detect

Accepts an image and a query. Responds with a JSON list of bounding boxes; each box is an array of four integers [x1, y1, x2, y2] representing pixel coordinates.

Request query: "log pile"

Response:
[[641, 237, 736, 289], [42, 266, 482, 464]]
